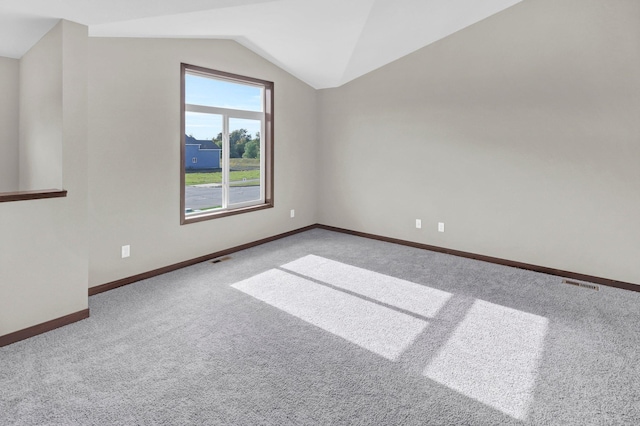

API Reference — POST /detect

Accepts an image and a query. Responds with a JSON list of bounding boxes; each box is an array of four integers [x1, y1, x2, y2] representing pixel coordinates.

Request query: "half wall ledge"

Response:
[[0, 189, 67, 203]]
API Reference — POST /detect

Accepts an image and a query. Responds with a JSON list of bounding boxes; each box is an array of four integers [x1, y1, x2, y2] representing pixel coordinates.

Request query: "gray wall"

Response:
[[0, 20, 88, 336], [2, 0, 639, 339], [317, 0, 640, 286], [88, 38, 317, 287], [18, 22, 64, 191], [0, 56, 19, 192]]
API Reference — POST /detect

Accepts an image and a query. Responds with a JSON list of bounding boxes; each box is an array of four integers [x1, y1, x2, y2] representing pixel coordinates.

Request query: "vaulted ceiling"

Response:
[[0, 0, 522, 88]]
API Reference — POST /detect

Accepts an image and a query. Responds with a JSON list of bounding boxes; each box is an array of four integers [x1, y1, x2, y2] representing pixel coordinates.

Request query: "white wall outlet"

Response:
[[438, 222, 445, 233], [290, 209, 295, 218], [415, 219, 422, 229], [121, 245, 130, 258]]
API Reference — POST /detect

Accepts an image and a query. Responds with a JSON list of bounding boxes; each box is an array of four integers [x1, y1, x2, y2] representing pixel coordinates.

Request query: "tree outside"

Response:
[[211, 129, 260, 159]]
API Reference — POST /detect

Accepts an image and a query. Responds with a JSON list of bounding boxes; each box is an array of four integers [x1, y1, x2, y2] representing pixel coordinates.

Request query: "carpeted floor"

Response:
[[1, 228, 639, 425]]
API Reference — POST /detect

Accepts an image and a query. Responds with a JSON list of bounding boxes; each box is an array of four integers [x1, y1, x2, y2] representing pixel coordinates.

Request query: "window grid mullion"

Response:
[[222, 115, 229, 210]]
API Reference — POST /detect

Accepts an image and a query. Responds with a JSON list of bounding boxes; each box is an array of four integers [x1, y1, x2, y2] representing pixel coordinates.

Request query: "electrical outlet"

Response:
[[415, 219, 422, 229], [290, 209, 295, 218], [121, 245, 130, 258], [438, 222, 445, 233]]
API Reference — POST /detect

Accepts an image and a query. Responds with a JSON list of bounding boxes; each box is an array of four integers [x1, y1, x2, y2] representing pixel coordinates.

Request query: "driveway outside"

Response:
[[185, 185, 260, 210]]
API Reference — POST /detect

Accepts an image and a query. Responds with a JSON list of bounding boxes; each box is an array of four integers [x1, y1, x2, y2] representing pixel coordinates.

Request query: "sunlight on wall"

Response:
[[423, 300, 548, 420], [231, 264, 444, 360], [281, 255, 452, 317]]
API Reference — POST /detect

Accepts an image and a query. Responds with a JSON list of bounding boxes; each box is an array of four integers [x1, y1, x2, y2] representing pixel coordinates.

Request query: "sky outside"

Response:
[[185, 74, 263, 140]]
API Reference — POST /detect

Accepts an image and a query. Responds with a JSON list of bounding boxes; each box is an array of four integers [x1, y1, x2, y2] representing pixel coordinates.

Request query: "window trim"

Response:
[[180, 63, 274, 225]]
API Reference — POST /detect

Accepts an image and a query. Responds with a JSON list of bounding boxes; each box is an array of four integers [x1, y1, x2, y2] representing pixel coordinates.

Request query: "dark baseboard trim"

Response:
[[316, 224, 639, 293], [88, 222, 639, 297], [89, 224, 318, 296], [10, 225, 630, 348], [0, 309, 90, 348]]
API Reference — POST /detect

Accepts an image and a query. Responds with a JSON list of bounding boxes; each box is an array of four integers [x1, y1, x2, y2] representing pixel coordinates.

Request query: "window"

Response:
[[181, 64, 273, 224]]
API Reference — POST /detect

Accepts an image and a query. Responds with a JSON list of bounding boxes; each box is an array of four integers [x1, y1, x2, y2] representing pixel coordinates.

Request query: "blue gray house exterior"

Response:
[[185, 138, 221, 170]]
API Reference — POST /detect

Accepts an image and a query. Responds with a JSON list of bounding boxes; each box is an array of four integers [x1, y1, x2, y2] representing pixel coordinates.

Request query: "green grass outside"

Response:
[[229, 158, 260, 170], [185, 169, 260, 186]]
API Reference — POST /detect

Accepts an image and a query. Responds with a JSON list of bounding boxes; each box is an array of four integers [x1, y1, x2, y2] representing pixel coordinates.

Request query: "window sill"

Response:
[[181, 202, 273, 225], [0, 189, 67, 203]]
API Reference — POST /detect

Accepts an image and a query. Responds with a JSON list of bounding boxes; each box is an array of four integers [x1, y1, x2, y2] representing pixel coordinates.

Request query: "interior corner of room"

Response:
[[1, 0, 639, 349]]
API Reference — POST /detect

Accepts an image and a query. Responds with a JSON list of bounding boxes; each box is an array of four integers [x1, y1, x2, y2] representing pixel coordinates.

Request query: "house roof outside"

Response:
[[197, 140, 219, 150], [186, 136, 220, 150]]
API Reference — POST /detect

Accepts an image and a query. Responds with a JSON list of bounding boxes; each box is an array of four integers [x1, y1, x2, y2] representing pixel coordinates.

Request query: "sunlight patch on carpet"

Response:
[[281, 255, 452, 318], [423, 300, 548, 420], [232, 268, 427, 360]]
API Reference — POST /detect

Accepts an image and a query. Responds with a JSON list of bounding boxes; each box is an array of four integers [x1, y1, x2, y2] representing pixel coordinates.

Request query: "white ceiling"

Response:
[[0, 0, 522, 88]]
